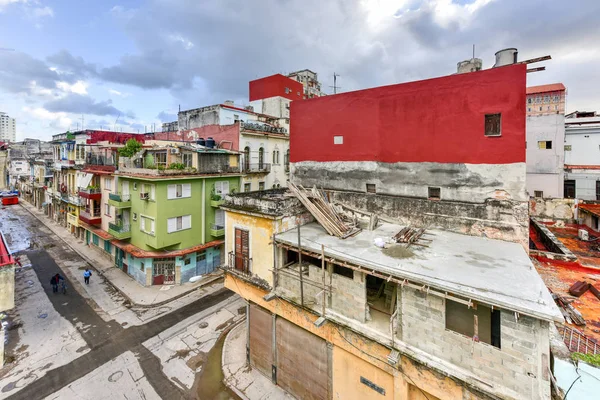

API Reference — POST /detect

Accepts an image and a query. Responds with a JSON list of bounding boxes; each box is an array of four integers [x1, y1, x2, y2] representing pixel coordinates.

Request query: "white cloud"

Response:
[[169, 34, 194, 50], [0, 0, 27, 11], [108, 88, 131, 97], [31, 5, 53, 18], [56, 80, 88, 95], [22, 106, 72, 129]]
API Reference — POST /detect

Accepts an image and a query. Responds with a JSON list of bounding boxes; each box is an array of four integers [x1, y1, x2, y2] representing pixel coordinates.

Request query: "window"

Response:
[[243, 146, 250, 171], [543, 95, 550, 103], [333, 135, 344, 144], [539, 107, 542, 111], [528, 108, 531, 112], [333, 264, 353, 279], [554, 95, 560, 102], [564, 145, 572, 151], [244, 183, 251, 192], [184, 258, 191, 265], [565, 180, 576, 199], [182, 153, 193, 168], [366, 183, 376, 193], [233, 114, 239, 121], [285, 87, 290, 94], [140, 216, 155, 234], [140, 262, 144, 271], [167, 215, 191, 233], [168, 183, 191, 199], [154, 152, 167, 167], [258, 182, 265, 191], [273, 149, 280, 165], [535, 96, 541, 103], [133, 182, 138, 191], [141, 183, 156, 200], [527, 98, 532, 104], [596, 181, 600, 201], [446, 299, 501, 348], [133, 212, 137, 221], [214, 181, 230, 196], [92, 234, 99, 246], [538, 141, 552, 149], [105, 203, 111, 216], [428, 187, 441, 200], [534, 191, 543, 198], [484, 114, 501, 137], [104, 178, 112, 191], [258, 147, 264, 169]]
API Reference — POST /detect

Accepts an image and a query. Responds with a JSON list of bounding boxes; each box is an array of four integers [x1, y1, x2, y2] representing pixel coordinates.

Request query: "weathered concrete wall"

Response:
[[178, 105, 220, 130], [292, 161, 527, 203], [526, 114, 565, 198], [325, 189, 529, 247], [0, 266, 15, 312], [401, 286, 550, 399], [529, 198, 576, 221], [564, 170, 600, 201], [331, 270, 366, 323]]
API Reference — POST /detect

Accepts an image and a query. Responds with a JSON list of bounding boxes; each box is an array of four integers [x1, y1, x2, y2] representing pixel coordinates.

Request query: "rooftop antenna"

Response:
[[329, 72, 341, 94], [113, 113, 121, 132], [472, 44, 475, 60]]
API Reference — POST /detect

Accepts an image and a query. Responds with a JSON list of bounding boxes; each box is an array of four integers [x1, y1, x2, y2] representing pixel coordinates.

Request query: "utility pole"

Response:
[[329, 72, 341, 95]]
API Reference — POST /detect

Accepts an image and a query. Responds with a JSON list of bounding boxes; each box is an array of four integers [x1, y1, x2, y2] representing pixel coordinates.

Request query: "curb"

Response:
[[18, 201, 223, 308], [221, 319, 249, 400]]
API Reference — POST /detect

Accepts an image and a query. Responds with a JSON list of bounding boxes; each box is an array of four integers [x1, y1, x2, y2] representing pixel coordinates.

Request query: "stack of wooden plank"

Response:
[[552, 293, 586, 326], [289, 183, 360, 238], [393, 227, 431, 247]]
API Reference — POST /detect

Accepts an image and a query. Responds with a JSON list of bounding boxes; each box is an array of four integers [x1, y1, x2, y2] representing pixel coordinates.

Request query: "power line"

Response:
[[329, 72, 341, 94]]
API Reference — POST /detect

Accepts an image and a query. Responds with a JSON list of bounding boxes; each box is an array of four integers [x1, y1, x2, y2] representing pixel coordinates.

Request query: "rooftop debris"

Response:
[[569, 281, 591, 297], [288, 182, 360, 238], [590, 285, 600, 301], [553, 292, 586, 326], [393, 227, 431, 247]]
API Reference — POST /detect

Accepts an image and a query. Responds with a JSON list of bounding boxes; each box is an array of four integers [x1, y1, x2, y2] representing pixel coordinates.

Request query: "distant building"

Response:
[[0, 112, 16, 143], [525, 83, 566, 199], [564, 111, 600, 200], [287, 69, 326, 98], [161, 121, 178, 132], [249, 74, 303, 102]]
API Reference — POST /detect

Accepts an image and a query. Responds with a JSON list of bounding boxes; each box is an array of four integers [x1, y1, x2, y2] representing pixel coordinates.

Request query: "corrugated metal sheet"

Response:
[[249, 304, 273, 378]]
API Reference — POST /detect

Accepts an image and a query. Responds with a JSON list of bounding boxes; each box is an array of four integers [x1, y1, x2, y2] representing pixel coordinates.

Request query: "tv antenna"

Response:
[[330, 72, 341, 94]]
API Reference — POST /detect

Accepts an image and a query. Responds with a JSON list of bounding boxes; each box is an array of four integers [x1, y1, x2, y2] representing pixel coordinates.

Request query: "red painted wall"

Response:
[[249, 74, 304, 102], [171, 124, 241, 151], [290, 64, 526, 164]]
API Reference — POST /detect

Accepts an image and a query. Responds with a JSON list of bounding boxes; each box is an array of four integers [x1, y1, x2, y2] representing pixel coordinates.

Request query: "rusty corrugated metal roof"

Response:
[[578, 204, 600, 217], [526, 83, 566, 94]]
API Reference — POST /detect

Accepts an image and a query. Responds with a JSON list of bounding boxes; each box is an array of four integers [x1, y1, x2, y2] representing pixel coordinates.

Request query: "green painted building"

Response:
[[107, 145, 241, 285]]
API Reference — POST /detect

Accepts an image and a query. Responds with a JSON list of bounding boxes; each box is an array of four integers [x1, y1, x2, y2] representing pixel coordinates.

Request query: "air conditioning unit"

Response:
[[140, 192, 149, 200], [579, 229, 589, 241], [170, 148, 180, 154]]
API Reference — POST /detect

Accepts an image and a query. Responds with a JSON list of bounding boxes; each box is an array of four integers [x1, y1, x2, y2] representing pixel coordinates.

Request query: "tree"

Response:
[[118, 139, 142, 157]]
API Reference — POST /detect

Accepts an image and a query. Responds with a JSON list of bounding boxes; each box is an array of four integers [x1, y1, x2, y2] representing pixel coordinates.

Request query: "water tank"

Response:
[[197, 137, 206, 146], [457, 58, 483, 74], [205, 137, 216, 148], [494, 48, 518, 67]]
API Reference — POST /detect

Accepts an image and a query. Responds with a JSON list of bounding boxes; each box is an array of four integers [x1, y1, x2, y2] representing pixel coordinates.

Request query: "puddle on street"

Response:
[[193, 328, 240, 400]]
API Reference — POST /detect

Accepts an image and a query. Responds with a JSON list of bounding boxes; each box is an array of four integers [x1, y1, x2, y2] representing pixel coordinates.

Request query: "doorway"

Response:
[[234, 228, 250, 272]]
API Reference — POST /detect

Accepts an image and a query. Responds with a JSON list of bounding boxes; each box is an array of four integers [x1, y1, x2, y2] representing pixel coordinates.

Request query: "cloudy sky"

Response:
[[1, 0, 599, 141]]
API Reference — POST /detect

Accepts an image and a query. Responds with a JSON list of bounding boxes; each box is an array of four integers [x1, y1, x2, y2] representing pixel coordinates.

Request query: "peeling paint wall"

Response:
[[178, 105, 221, 130], [529, 198, 576, 221]]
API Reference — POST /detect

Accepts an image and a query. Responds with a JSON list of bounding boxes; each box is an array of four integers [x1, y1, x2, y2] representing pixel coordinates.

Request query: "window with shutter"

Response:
[[140, 217, 145, 231], [167, 217, 177, 233], [149, 185, 155, 200], [182, 183, 191, 197], [183, 215, 191, 229], [215, 209, 224, 226], [176, 184, 182, 197], [167, 184, 177, 199]]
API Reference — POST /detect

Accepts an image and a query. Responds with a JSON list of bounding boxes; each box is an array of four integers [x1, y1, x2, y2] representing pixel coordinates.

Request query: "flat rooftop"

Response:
[[276, 222, 562, 322]]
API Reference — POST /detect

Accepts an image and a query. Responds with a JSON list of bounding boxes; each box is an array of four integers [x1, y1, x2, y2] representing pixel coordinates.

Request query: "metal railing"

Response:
[[228, 252, 252, 274], [109, 222, 131, 233], [109, 193, 131, 202], [242, 163, 271, 173], [557, 324, 599, 355], [79, 187, 101, 195], [80, 209, 101, 219], [211, 223, 224, 231]]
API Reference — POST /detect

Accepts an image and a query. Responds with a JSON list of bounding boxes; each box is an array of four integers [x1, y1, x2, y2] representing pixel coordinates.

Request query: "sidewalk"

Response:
[[222, 322, 294, 400], [19, 201, 223, 308]]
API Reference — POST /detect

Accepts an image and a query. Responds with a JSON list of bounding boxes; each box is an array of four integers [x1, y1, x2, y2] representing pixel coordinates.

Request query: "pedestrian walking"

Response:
[[83, 268, 92, 285], [50, 273, 64, 293]]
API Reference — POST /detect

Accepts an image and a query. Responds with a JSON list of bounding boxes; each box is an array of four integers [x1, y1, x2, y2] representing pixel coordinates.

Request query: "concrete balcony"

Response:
[[79, 210, 101, 225], [79, 188, 102, 200], [210, 223, 225, 237], [242, 163, 271, 174], [67, 212, 79, 227], [108, 193, 132, 208], [210, 198, 225, 207], [108, 222, 132, 240]]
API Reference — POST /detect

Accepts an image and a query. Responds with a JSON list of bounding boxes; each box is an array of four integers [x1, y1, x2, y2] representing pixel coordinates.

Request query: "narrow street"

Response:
[[0, 205, 243, 400]]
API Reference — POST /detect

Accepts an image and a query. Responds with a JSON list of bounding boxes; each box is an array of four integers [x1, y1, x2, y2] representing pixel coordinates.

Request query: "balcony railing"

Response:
[[242, 163, 271, 174], [108, 192, 132, 208], [79, 187, 102, 200], [80, 209, 102, 224], [108, 222, 132, 239], [227, 252, 252, 274], [79, 187, 101, 195], [210, 224, 225, 237]]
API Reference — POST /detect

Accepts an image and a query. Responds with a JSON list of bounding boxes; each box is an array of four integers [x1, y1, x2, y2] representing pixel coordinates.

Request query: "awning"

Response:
[[79, 173, 94, 189]]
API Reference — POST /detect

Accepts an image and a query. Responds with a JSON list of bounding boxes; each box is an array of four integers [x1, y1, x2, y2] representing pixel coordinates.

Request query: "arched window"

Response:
[[284, 149, 290, 171], [273, 149, 279, 165], [244, 146, 250, 171], [258, 147, 264, 169]]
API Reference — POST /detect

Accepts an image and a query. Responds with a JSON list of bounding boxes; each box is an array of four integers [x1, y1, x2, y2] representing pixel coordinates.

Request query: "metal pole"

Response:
[[273, 234, 278, 290], [321, 244, 326, 316], [297, 221, 304, 307]]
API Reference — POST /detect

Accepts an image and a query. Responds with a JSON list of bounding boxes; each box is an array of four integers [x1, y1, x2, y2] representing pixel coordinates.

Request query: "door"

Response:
[[115, 247, 124, 268], [85, 229, 90, 245], [276, 317, 328, 400], [196, 252, 208, 275], [153, 259, 176, 285], [234, 228, 249, 272], [249, 304, 273, 379], [564, 180, 576, 199], [122, 181, 130, 200]]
